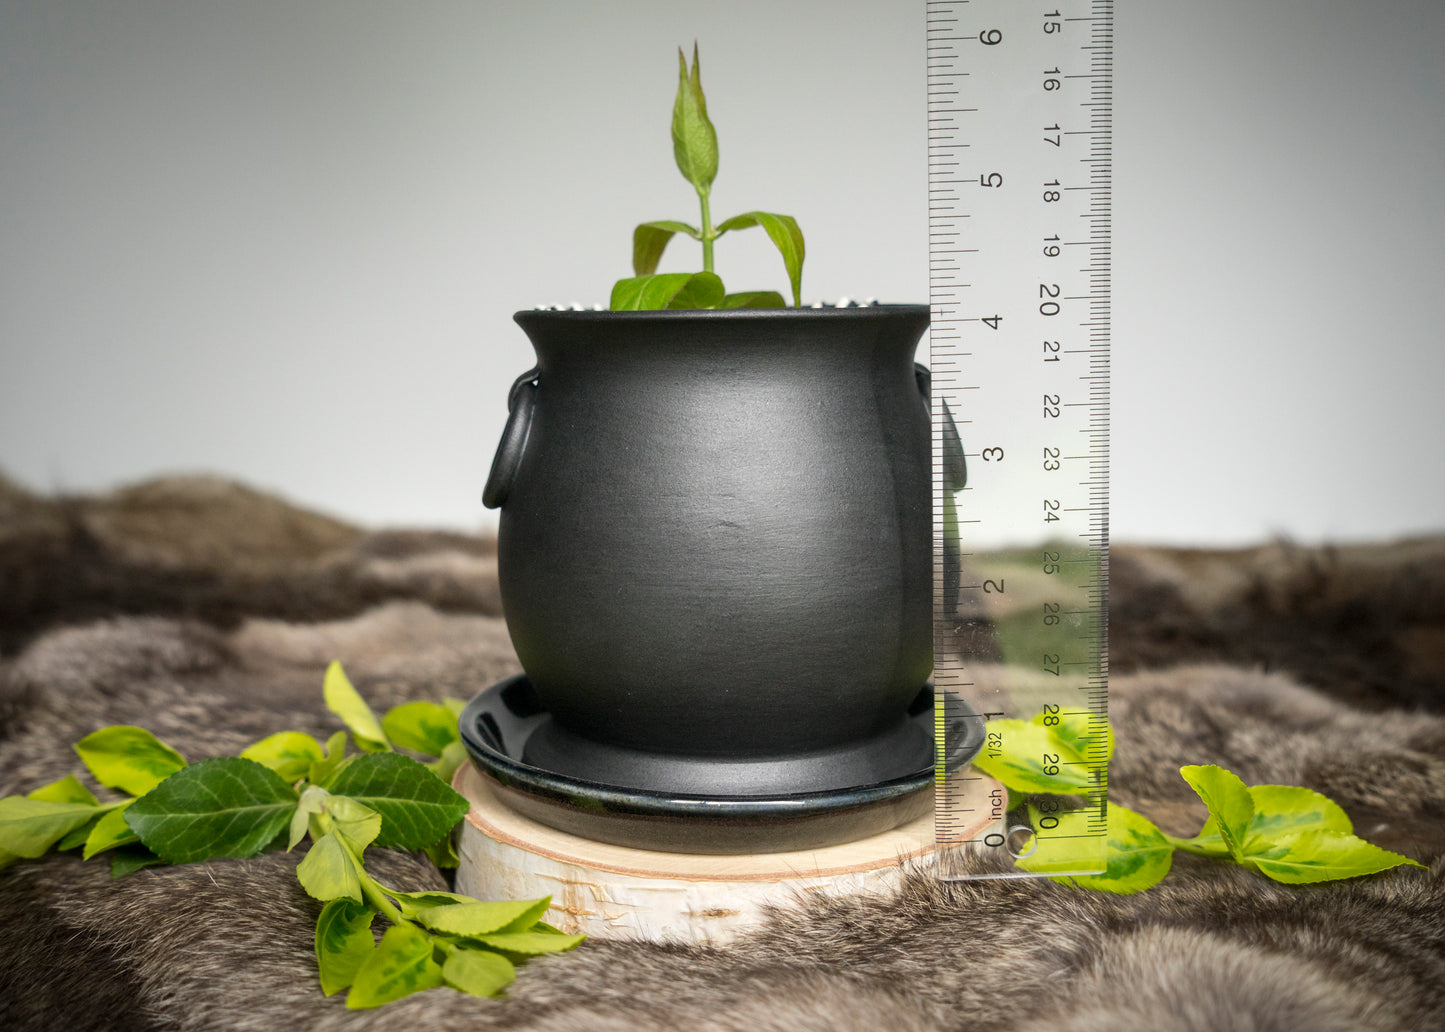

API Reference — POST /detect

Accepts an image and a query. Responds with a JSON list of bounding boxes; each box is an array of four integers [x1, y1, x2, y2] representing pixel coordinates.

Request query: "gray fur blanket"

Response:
[[2, 473, 1443, 1031]]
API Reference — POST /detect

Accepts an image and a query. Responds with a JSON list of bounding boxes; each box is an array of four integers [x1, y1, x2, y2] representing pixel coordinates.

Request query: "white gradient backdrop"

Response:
[[2, 1, 1442, 544]]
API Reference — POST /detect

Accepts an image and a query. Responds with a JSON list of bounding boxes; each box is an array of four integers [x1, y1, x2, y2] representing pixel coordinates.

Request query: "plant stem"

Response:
[[1166, 835, 1231, 858], [698, 188, 715, 273], [314, 812, 405, 926], [357, 867, 405, 926]]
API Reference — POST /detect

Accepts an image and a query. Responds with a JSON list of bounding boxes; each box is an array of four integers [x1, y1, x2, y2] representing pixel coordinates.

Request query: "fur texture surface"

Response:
[[1, 474, 1442, 1031]]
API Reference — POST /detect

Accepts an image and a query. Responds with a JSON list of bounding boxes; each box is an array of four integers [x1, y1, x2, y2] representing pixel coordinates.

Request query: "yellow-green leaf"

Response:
[[0, 796, 100, 858], [1246, 830, 1425, 884], [719, 291, 786, 309], [297, 831, 364, 904], [1180, 765, 1253, 862], [83, 803, 139, 859], [326, 795, 383, 854], [474, 930, 586, 956], [441, 945, 515, 997], [1010, 804, 1107, 877], [1036, 709, 1114, 763], [27, 774, 99, 806], [714, 211, 805, 306], [384, 889, 476, 919], [1186, 783, 1355, 855], [324, 661, 390, 752], [671, 43, 717, 192], [427, 740, 468, 789], [416, 897, 552, 938], [317, 753, 468, 851], [1044, 804, 1173, 893], [632, 220, 699, 276], [664, 270, 725, 309], [381, 702, 459, 759], [74, 726, 186, 796], [970, 719, 1090, 794], [610, 271, 724, 311], [242, 731, 326, 782], [315, 899, 377, 996], [346, 924, 444, 1009], [308, 731, 351, 786]]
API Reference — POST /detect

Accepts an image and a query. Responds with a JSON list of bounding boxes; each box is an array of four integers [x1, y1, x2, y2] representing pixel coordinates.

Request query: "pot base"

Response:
[[521, 712, 930, 797], [457, 675, 984, 853]]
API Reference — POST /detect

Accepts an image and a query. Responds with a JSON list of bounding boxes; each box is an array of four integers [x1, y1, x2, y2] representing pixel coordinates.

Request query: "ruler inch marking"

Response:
[[929, 0, 1111, 879]]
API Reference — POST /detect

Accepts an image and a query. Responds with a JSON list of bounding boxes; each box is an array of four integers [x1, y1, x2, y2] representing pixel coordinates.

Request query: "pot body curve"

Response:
[[486, 306, 933, 791]]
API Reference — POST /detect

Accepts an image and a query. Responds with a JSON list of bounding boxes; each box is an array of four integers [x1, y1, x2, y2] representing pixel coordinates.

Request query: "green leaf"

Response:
[[663, 270, 725, 309], [308, 731, 351, 786], [324, 661, 390, 752], [33, 776, 105, 851], [382, 702, 459, 759], [1010, 805, 1107, 877], [325, 796, 383, 854], [1038, 710, 1114, 763], [109, 845, 164, 877], [715, 211, 805, 306], [1180, 765, 1253, 862], [74, 726, 186, 796], [441, 944, 515, 997], [427, 740, 468, 789], [1244, 784, 1354, 842], [1246, 830, 1425, 884], [1180, 816, 1234, 857], [671, 43, 718, 193], [288, 804, 311, 851], [28, 774, 99, 806], [424, 832, 460, 870], [319, 752, 469, 850], [384, 889, 478, 919], [83, 803, 139, 859], [346, 923, 444, 1009], [1047, 804, 1174, 893], [124, 757, 299, 864], [719, 291, 786, 309], [474, 930, 586, 956], [610, 272, 719, 311], [1186, 783, 1355, 855], [315, 898, 377, 996], [241, 731, 326, 782], [297, 831, 365, 903], [416, 897, 552, 938], [57, 817, 102, 852], [0, 796, 101, 858], [969, 720, 1091, 794], [632, 220, 700, 276]]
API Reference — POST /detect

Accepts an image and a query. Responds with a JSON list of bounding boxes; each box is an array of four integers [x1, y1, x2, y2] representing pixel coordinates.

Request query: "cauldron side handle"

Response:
[[914, 363, 966, 492], [482, 367, 540, 510]]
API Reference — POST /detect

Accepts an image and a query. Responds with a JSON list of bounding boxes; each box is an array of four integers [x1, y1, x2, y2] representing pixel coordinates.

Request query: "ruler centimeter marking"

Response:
[[929, 0, 1112, 876]]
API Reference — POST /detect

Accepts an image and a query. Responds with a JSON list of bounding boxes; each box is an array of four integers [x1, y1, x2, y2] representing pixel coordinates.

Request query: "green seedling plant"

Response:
[[0, 661, 583, 1008], [971, 711, 1424, 892], [610, 44, 805, 311]]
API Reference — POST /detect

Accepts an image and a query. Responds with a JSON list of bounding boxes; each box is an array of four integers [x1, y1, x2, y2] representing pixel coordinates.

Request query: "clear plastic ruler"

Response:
[[928, 0, 1112, 879]]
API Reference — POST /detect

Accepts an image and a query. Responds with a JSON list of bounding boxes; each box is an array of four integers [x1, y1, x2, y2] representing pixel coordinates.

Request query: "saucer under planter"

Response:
[[481, 305, 937, 821], [457, 676, 984, 853]]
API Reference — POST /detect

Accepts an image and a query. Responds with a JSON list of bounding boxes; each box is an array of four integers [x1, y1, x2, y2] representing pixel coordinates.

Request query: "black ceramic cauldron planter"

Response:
[[473, 305, 947, 850]]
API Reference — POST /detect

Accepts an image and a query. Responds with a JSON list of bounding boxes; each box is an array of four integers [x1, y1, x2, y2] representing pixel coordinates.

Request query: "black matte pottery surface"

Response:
[[483, 306, 933, 805], [458, 677, 984, 854]]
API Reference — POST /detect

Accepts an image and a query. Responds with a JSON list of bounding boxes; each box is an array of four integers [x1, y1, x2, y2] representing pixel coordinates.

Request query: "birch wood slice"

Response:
[[453, 762, 1003, 945]]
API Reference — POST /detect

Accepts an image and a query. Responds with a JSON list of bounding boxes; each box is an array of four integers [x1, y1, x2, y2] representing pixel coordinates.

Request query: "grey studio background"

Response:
[[2, 0, 1442, 545]]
